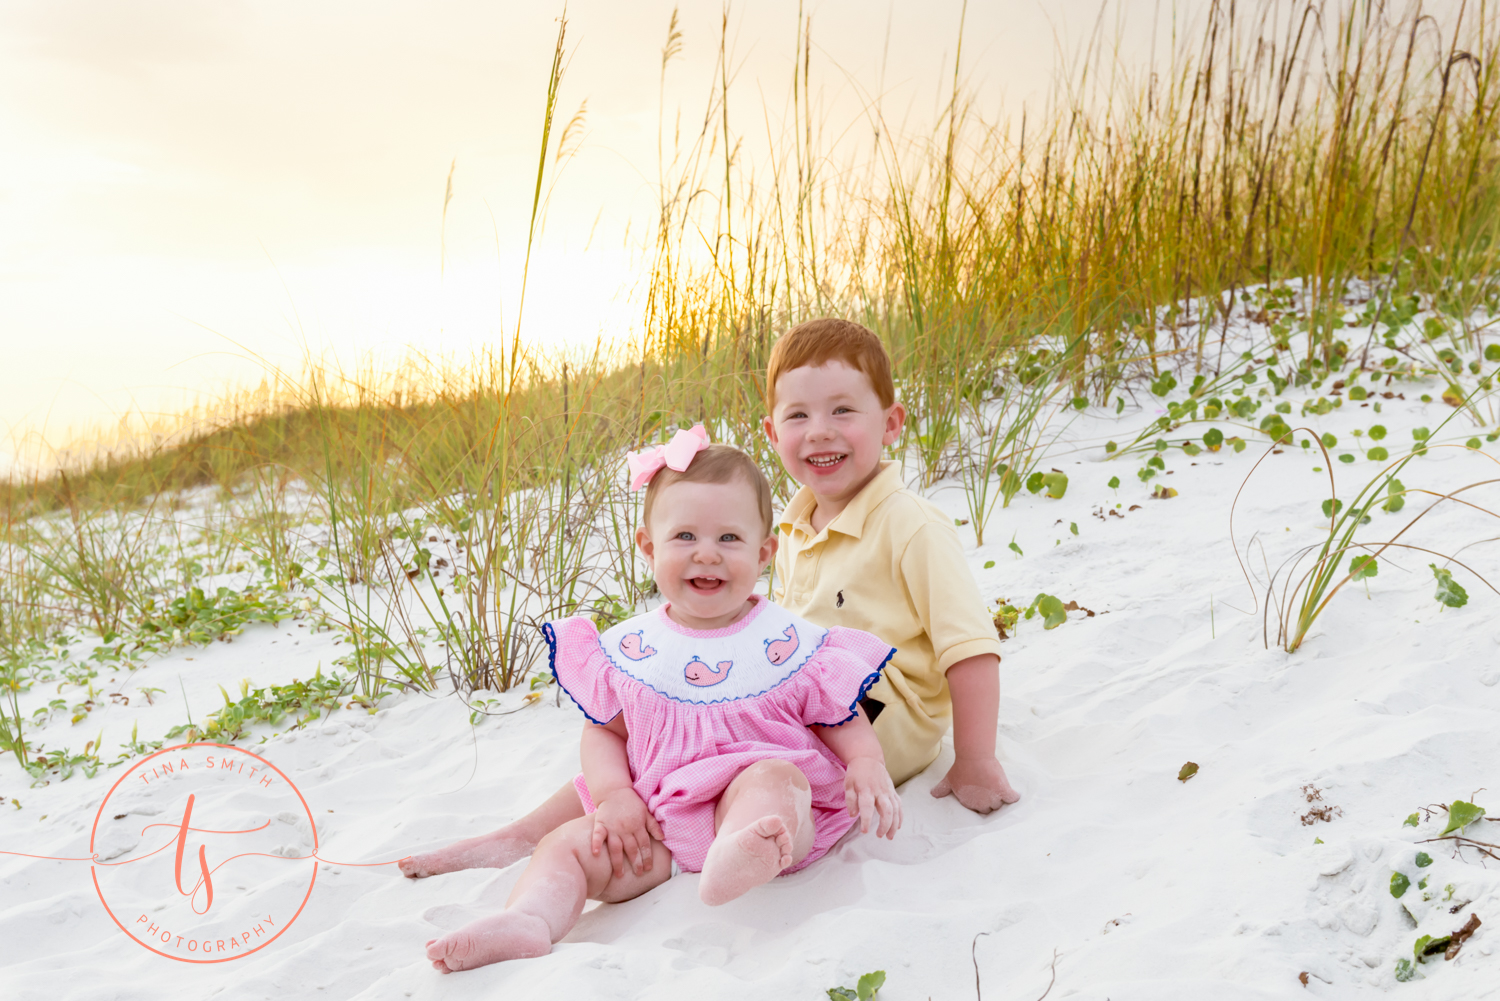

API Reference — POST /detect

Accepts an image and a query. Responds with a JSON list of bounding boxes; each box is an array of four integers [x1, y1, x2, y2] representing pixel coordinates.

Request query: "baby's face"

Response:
[[636, 477, 776, 630]]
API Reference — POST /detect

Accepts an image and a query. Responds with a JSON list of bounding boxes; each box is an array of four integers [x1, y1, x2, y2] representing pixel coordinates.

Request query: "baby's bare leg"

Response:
[[698, 759, 815, 906], [400, 780, 585, 878], [425, 815, 670, 973]]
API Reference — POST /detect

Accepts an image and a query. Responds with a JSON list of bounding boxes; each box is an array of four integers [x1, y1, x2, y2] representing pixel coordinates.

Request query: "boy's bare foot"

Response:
[[698, 815, 795, 906], [425, 912, 551, 972], [400, 828, 536, 879], [930, 756, 1020, 814]]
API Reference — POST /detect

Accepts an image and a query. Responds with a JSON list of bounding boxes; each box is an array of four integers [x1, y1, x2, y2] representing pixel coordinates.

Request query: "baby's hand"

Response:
[[843, 756, 902, 839], [591, 789, 665, 879]]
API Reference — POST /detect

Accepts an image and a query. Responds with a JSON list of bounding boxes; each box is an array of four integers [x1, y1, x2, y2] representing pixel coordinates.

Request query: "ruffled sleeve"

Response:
[[797, 626, 895, 727], [542, 617, 621, 725]]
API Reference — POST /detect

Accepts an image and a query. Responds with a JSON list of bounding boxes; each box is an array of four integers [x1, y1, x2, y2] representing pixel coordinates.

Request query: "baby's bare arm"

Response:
[[580, 718, 634, 797], [933, 654, 1019, 812], [813, 705, 883, 763], [580, 719, 663, 877], [814, 708, 901, 838]]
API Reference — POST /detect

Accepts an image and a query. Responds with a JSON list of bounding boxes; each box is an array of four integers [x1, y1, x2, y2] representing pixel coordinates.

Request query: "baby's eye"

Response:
[[833, 405, 852, 415], [719, 533, 739, 543], [675, 531, 695, 541]]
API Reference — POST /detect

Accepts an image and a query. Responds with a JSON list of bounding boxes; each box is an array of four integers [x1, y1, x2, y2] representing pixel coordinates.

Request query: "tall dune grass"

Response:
[[2, 1, 1499, 737]]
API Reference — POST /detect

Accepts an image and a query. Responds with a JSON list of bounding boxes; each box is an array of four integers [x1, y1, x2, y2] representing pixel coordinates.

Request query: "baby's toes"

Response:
[[749, 815, 794, 868], [426, 934, 466, 972]]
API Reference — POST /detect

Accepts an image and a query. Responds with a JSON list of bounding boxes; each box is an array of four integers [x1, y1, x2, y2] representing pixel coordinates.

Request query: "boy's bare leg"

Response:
[[425, 815, 671, 973], [400, 780, 586, 878], [698, 759, 815, 906]]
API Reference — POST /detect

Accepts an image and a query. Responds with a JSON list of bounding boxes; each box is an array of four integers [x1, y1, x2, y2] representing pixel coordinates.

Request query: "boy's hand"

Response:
[[844, 756, 902, 839], [590, 788, 665, 878], [931, 755, 1020, 814]]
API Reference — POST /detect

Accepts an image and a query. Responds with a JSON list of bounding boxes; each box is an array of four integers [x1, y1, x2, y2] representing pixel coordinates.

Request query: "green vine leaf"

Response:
[[1441, 800, 1486, 836], [1430, 565, 1469, 609], [856, 970, 886, 1000], [1390, 871, 1410, 898], [1034, 594, 1067, 630]]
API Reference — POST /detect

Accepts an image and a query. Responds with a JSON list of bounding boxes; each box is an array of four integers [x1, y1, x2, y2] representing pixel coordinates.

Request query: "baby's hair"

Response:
[[642, 443, 775, 537], [765, 317, 895, 412]]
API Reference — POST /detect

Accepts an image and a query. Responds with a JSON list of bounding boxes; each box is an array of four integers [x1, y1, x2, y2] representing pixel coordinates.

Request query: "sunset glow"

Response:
[[0, 0, 1174, 468]]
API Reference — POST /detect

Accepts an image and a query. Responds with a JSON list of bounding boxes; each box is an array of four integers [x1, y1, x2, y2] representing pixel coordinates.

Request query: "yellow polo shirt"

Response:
[[772, 461, 1003, 785]]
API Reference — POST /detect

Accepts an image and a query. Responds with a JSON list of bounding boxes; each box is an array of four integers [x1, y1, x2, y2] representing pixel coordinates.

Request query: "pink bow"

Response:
[[627, 424, 710, 491]]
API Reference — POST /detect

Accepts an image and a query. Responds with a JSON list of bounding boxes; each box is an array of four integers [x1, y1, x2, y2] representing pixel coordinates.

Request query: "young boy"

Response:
[[399, 318, 1016, 881], [762, 318, 1017, 809]]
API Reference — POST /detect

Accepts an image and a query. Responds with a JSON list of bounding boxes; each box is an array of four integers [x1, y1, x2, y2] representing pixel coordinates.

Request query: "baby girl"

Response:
[[424, 428, 902, 973]]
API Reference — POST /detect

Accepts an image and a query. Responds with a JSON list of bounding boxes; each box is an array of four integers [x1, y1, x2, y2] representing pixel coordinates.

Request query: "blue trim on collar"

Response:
[[596, 626, 832, 707]]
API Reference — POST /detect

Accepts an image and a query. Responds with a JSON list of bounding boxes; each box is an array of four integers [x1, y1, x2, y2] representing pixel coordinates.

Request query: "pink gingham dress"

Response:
[[542, 594, 894, 874]]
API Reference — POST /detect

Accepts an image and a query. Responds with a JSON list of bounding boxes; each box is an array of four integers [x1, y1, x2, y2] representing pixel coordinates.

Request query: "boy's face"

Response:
[[763, 360, 905, 511]]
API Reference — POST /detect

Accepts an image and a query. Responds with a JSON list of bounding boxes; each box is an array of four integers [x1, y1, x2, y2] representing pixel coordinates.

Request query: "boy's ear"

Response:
[[881, 402, 907, 447], [635, 526, 655, 565], [761, 414, 778, 445]]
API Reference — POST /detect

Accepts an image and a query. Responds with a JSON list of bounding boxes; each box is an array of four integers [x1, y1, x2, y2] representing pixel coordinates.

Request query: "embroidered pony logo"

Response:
[[618, 631, 657, 661], [764, 625, 799, 665], [684, 656, 733, 687]]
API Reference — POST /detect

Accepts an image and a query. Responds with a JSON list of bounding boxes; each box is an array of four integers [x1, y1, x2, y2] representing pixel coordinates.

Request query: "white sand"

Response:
[[4, 310, 1500, 998]]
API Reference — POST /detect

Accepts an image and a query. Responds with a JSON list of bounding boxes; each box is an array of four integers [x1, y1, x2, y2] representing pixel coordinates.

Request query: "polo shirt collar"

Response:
[[778, 460, 903, 541]]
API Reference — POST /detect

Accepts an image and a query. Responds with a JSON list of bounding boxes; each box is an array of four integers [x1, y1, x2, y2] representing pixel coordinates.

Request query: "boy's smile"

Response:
[[763, 360, 905, 528]]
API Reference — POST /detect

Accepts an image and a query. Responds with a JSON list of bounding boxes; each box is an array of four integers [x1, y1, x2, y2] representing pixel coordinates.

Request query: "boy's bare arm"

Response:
[[931, 654, 1020, 813]]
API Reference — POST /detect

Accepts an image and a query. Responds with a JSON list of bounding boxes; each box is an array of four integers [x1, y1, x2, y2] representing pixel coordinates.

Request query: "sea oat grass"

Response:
[[0, 2, 1497, 724]]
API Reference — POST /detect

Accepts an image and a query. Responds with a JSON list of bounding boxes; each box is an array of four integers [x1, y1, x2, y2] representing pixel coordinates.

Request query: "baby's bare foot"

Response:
[[400, 829, 534, 879], [425, 912, 551, 973], [698, 815, 795, 906]]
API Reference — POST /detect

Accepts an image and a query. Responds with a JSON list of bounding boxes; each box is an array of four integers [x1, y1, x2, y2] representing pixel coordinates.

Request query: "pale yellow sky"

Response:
[[0, 0, 1184, 466]]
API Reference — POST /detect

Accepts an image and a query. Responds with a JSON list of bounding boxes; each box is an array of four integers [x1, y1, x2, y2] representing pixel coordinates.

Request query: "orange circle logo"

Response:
[[90, 743, 319, 963]]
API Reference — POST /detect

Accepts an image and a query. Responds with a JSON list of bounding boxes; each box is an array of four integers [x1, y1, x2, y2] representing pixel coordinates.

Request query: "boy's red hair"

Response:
[[765, 318, 895, 411]]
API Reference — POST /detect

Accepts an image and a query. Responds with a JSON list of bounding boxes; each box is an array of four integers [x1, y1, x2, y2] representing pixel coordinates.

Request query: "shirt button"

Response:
[[801, 550, 812, 558]]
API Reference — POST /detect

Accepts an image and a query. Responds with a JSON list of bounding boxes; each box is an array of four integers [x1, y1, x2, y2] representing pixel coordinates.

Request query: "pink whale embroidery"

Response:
[[684, 656, 733, 687], [618, 631, 657, 661], [764, 625, 799, 665]]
